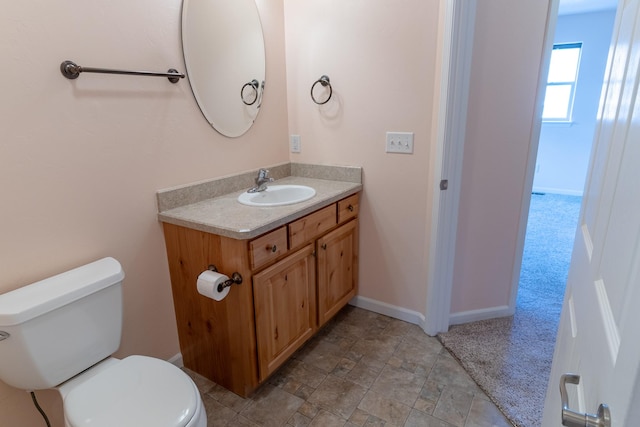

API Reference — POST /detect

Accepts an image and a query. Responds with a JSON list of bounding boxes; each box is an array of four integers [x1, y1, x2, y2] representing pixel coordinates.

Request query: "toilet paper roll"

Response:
[[196, 270, 230, 301]]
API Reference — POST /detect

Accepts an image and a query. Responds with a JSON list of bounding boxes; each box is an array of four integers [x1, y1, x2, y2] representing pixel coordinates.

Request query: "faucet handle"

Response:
[[256, 168, 270, 182]]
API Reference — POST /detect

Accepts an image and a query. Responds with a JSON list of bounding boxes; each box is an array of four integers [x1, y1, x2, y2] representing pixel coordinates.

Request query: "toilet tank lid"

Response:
[[0, 257, 124, 326]]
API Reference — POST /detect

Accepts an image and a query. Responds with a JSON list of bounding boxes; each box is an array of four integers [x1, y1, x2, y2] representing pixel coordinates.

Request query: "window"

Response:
[[542, 42, 582, 121]]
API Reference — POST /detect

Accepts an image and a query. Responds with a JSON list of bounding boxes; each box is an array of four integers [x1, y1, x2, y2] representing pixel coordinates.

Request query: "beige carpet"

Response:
[[438, 312, 555, 427], [438, 194, 582, 427]]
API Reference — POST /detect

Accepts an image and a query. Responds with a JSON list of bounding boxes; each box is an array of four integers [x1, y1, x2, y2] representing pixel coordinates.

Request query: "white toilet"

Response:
[[0, 257, 207, 427]]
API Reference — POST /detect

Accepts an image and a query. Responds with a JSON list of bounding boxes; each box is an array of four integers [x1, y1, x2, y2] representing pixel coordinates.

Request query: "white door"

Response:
[[542, 1, 640, 426]]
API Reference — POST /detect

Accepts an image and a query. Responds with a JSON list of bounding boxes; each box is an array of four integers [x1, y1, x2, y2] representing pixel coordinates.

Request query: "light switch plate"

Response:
[[385, 132, 414, 154]]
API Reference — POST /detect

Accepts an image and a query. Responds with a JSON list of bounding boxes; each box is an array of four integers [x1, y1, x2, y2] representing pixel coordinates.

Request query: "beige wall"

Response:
[[451, 0, 550, 316], [0, 0, 288, 425], [284, 0, 441, 314]]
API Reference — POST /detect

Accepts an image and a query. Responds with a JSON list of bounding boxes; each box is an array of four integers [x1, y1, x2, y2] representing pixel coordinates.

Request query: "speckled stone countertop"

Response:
[[156, 163, 362, 240]]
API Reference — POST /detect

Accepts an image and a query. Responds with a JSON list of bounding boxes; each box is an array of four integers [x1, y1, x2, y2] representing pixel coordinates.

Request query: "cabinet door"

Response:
[[317, 219, 359, 327], [253, 244, 316, 381]]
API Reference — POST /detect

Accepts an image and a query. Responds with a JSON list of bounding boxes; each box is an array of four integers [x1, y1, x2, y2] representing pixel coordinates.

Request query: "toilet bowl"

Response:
[[58, 356, 206, 427], [0, 257, 207, 427]]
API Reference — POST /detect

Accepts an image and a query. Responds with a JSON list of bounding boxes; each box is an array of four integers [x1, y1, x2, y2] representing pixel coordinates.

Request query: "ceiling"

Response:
[[559, 0, 618, 15]]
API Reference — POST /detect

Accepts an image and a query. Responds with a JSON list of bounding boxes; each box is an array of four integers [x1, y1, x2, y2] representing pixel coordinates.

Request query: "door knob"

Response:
[[560, 374, 611, 427]]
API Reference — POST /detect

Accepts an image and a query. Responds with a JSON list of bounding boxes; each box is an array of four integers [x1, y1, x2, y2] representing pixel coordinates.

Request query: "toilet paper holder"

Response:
[[207, 265, 243, 292]]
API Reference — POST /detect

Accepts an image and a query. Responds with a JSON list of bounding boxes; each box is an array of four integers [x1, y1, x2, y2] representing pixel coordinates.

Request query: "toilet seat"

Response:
[[62, 355, 201, 427]]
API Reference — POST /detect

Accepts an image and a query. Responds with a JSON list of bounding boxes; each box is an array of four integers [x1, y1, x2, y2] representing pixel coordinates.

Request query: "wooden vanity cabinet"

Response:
[[162, 224, 259, 397], [162, 193, 359, 397]]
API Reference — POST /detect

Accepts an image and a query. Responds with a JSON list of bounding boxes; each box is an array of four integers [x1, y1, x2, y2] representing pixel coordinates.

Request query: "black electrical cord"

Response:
[[30, 391, 51, 427]]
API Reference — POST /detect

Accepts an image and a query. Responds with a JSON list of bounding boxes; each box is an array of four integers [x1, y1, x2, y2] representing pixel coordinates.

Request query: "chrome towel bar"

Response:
[[60, 60, 185, 83]]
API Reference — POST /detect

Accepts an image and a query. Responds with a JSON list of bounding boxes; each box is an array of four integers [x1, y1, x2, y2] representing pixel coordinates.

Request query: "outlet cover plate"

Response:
[[290, 135, 301, 153], [385, 132, 414, 154]]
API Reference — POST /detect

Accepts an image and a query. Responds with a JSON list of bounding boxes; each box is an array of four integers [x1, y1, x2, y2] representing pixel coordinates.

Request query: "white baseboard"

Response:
[[349, 296, 428, 332], [448, 305, 513, 326], [168, 353, 184, 368], [532, 186, 583, 197]]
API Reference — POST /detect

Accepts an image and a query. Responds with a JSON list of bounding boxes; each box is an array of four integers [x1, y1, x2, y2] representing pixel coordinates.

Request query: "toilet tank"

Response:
[[0, 257, 124, 390]]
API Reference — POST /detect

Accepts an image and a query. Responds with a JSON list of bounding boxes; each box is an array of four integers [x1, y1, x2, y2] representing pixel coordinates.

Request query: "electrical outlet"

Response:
[[385, 132, 414, 154], [290, 135, 301, 153]]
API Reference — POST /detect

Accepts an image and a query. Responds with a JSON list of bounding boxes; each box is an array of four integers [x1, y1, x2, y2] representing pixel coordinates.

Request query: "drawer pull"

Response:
[[348, 204, 354, 212], [269, 245, 277, 253]]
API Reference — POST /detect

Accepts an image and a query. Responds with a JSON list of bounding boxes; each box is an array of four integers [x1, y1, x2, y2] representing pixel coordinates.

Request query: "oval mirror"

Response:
[[181, 0, 266, 137]]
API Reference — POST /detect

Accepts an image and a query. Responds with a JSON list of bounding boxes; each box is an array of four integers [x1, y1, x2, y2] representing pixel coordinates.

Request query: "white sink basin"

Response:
[[237, 185, 316, 207]]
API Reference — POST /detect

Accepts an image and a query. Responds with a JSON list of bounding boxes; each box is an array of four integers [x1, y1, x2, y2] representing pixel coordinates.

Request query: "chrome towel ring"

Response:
[[241, 79, 261, 106], [311, 75, 332, 105]]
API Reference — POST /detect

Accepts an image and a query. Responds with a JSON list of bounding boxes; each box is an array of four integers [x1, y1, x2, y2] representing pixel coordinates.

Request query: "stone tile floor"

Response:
[[185, 306, 513, 427]]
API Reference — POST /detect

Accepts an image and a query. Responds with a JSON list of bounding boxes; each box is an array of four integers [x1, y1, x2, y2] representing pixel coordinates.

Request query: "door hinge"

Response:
[[440, 179, 449, 191]]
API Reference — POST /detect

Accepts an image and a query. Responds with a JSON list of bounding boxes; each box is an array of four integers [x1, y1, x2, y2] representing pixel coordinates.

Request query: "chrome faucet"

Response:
[[248, 169, 274, 193]]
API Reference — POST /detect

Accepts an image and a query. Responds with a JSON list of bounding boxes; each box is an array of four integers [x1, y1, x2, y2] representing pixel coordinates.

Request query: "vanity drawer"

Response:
[[289, 204, 337, 249], [338, 194, 359, 224], [250, 226, 288, 270]]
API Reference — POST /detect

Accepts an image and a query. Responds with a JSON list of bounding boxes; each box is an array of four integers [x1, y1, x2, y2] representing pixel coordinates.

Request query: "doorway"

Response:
[[437, 4, 619, 425], [519, 6, 616, 323]]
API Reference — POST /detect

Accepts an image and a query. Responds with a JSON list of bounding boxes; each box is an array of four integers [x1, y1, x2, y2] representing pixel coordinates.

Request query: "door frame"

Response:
[[423, 0, 476, 335], [424, 0, 559, 334]]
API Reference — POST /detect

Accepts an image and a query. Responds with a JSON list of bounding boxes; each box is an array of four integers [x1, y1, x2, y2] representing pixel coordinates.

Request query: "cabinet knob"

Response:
[[347, 204, 354, 212], [270, 245, 277, 253], [321, 243, 327, 250]]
